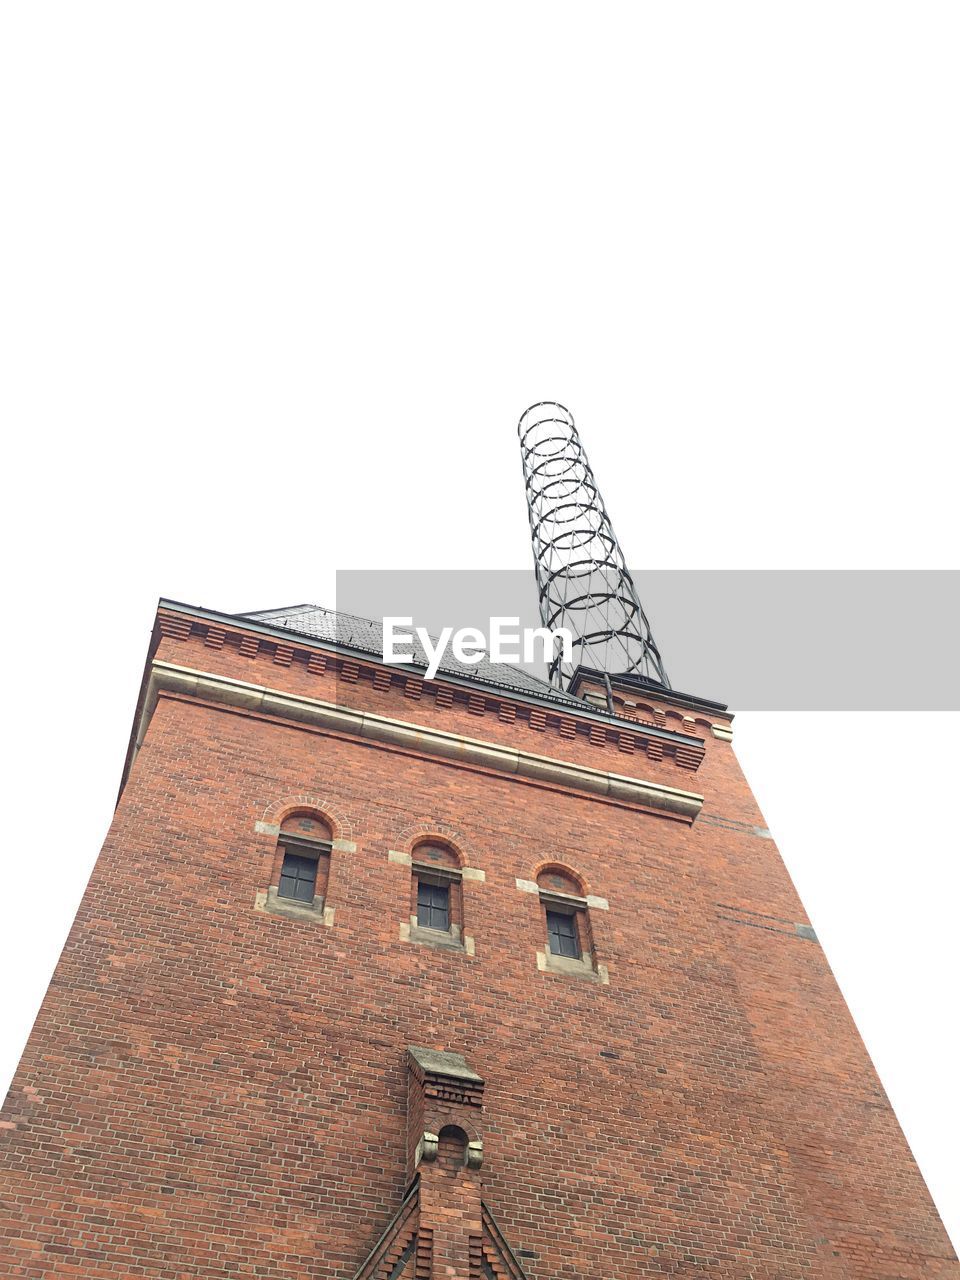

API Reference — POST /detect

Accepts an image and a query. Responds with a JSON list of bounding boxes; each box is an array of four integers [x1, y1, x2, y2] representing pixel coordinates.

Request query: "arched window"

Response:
[[265, 812, 332, 918], [535, 865, 596, 977], [409, 841, 464, 949]]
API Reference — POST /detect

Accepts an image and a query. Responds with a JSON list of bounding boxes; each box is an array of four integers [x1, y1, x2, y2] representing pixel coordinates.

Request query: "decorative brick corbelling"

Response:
[[158, 615, 192, 640], [675, 745, 706, 770], [481, 1205, 531, 1280], [351, 1184, 421, 1280], [158, 619, 708, 776], [415, 1229, 433, 1279], [406, 1049, 485, 1179]]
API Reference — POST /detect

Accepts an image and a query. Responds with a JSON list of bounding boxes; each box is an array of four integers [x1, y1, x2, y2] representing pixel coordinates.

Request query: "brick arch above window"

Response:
[[260, 795, 352, 842], [280, 811, 332, 842], [429, 1111, 482, 1146], [533, 860, 588, 898], [411, 837, 463, 872], [394, 819, 468, 859]]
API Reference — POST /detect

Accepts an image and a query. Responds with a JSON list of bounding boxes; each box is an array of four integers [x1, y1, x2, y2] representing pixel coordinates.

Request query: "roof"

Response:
[[242, 603, 591, 710]]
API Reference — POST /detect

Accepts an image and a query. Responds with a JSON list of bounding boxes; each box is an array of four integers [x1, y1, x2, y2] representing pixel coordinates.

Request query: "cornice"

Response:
[[568, 665, 731, 720], [155, 599, 710, 752], [139, 659, 704, 823]]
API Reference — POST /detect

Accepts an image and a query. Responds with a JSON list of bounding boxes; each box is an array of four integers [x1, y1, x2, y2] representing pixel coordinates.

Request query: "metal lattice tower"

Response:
[[518, 401, 670, 691]]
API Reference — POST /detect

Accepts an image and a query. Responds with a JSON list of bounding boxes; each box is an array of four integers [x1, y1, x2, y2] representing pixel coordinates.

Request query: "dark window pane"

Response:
[[288, 852, 315, 875], [278, 849, 318, 902], [547, 909, 581, 958], [417, 879, 450, 930]]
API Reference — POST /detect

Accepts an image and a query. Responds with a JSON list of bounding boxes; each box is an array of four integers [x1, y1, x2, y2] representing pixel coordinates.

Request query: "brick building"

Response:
[[1, 598, 956, 1278]]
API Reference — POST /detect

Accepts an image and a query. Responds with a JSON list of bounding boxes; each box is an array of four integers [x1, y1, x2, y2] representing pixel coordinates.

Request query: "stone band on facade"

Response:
[[140, 660, 705, 822]]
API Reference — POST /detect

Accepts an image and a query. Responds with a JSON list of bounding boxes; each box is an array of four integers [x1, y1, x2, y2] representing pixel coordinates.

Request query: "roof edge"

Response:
[[155, 598, 712, 747], [568, 666, 730, 718]]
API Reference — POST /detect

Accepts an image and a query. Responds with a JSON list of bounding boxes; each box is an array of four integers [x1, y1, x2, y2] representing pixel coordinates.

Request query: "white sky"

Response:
[[1, 0, 957, 1252]]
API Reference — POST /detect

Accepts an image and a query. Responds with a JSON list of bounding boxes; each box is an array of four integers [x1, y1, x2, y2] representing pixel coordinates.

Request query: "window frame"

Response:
[[263, 831, 332, 919], [409, 860, 464, 948], [278, 848, 321, 903], [416, 877, 451, 931], [545, 906, 582, 959], [538, 887, 595, 977]]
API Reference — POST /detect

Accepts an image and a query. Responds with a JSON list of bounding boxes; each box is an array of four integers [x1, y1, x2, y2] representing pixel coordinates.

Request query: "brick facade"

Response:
[[1, 603, 955, 1278]]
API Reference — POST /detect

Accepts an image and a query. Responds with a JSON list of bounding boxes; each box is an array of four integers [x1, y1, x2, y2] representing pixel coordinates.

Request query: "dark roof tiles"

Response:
[[242, 603, 588, 709]]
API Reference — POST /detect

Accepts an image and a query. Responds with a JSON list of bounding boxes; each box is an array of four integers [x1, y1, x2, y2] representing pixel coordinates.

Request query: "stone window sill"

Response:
[[537, 949, 608, 984], [255, 887, 334, 926], [400, 920, 475, 956]]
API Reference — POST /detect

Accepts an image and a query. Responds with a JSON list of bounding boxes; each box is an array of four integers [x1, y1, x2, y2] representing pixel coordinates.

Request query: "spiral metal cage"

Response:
[[517, 401, 670, 690]]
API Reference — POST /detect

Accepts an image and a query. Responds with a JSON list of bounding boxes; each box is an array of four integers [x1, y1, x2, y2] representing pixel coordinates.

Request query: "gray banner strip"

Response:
[[335, 570, 960, 711]]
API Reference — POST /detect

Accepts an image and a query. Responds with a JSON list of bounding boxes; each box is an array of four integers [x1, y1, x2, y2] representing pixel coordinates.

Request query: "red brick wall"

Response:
[[1, 617, 955, 1279]]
